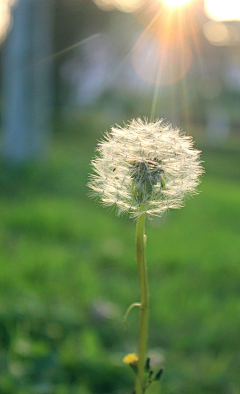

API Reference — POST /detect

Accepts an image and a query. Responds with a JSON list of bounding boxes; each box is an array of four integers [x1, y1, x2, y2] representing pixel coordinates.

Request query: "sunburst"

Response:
[[162, 0, 193, 9]]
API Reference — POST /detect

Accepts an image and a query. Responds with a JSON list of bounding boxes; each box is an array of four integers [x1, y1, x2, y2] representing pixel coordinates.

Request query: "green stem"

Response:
[[135, 203, 149, 394]]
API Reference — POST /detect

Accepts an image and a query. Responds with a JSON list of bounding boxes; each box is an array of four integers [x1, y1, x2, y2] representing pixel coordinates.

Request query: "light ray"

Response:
[[150, 53, 165, 120], [162, 0, 193, 8], [44, 34, 101, 63], [13, 34, 102, 77], [109, 7, 165, 79], [95, 0, 206, 121], [189, 12, 208, 77], [139, 0, 202, 119]]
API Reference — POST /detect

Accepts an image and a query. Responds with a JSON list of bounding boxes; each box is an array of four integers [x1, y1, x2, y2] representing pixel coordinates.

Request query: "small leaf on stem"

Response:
[[145, 357, 150, 372], [154, 368, 164, 381]]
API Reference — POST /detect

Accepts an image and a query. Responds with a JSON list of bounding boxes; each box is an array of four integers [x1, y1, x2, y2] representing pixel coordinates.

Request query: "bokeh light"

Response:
[[203, 21, 240, 46], [204, 0, 240, 21], [203, 21, 230, 46]]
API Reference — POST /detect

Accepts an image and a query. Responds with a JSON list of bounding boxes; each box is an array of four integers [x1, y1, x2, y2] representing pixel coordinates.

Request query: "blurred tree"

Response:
[[53, 0, 111, 112], [1, 0, 53, 164]]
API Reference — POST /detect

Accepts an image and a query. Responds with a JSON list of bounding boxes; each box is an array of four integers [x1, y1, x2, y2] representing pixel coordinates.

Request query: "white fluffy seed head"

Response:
[[88, 118, 204, 218]]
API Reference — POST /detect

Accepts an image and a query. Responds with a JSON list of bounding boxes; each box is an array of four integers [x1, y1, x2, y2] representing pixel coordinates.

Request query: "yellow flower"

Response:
[[123, 353, 138, 365]]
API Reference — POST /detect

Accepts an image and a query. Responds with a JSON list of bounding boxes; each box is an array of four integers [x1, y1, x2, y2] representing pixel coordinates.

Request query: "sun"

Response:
[[162, 0, 193, 8]]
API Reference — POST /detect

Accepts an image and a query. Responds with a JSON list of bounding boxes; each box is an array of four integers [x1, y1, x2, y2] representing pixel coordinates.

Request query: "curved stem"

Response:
[[135, 204, 149, 394]]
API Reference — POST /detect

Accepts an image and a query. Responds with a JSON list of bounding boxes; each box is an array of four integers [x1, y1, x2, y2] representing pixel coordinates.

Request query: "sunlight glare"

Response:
[[205, 0, 240, 21], [93, 0, 144, 12], [0, 1, 12, 44], [132, 34, 192, 86], [162, 0, 193, 9]]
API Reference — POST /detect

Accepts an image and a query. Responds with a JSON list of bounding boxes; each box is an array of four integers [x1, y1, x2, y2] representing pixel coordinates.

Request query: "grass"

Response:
[[0, 118, 240, 393]]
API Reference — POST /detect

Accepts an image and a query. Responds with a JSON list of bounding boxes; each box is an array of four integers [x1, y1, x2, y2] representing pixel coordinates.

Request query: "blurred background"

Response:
[[0, 0, 240, 393]]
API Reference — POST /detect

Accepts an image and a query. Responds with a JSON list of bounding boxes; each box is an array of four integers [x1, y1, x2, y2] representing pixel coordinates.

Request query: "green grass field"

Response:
[[0, 117, 240, 394]]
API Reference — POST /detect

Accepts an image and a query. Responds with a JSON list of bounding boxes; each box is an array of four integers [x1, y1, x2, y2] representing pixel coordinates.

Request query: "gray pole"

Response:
[[2, 0, 53, 164]]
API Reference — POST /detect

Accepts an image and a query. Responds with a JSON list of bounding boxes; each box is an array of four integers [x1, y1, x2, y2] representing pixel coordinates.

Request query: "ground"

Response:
[[0, 115, 240, 394]]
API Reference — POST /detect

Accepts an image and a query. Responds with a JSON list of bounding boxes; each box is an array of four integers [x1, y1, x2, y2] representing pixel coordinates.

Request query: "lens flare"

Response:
[[132, 34, 192, 86], [94, 0, 204, 119], [162, 0, 193, 9]]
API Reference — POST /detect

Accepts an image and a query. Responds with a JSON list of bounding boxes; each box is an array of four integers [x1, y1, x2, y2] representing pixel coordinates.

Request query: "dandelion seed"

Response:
[[88, 118, 204, 218]]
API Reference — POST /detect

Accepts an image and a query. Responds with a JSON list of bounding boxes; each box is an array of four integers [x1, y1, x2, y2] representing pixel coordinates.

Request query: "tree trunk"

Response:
[[2, 0, 53, 165]]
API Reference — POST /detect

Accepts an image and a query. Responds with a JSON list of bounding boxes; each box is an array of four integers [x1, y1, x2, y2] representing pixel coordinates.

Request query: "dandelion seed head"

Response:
[[88, 118, 204, 218]]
